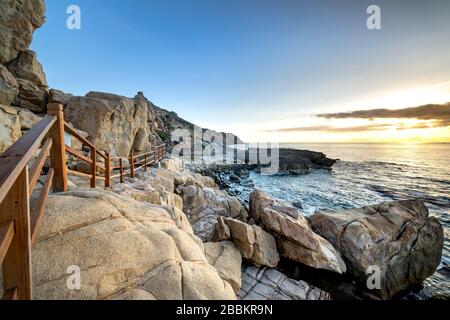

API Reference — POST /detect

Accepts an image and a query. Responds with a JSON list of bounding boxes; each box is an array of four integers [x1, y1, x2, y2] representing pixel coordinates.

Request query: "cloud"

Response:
[[269, 123, 393, 133], [316, 102, 450, 122]]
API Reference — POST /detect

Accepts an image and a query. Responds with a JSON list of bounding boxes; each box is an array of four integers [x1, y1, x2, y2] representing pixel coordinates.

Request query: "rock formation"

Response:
[[177, 185, 248, 241], [238, 266, 331, 300], [61, 92, 163, 157], [33, 189, 236, 300], [249, 190, 346, 274], [217, 217, 280, 268], [0, 105, 21, 153], [309, 200, 444, 299], [0, 0, 48, 151], [204, 241, 242, 293]]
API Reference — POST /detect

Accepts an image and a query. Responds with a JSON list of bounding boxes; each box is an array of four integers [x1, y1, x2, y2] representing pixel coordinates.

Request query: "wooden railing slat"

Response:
[[0, 167, 33, 300], [65, 145, 93, 165], [67, 169, 106, 181], [30, 168, 53, 245], [64, 122, 107, 160], [28, 138, 53, 195], [0, 220, 15, 265], [0, 115, 56, 204]]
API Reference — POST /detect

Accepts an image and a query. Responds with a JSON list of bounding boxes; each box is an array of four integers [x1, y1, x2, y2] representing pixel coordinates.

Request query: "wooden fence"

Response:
[[0, 103, 166, 300]]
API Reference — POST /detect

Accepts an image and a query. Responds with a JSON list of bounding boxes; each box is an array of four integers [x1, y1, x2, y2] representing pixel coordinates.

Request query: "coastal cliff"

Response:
[[0, 0, 444, 301]]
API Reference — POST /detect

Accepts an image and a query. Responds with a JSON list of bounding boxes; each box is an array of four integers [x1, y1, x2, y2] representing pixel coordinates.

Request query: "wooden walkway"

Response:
[[0, 103, 166, 300]]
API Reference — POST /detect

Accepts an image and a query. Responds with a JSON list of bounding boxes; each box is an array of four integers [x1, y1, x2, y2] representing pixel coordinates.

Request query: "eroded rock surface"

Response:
[[309, 200, 444, 299], [33, 189, 236, 300], [204, 241, 242, 293], [178, 185, 248, 241], [249, 190, 346, 274], [219, 217, 280, 268], [238, 266, 331, 300]]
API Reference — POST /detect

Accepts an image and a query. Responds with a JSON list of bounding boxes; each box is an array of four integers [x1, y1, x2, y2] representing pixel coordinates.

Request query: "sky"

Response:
[[32, 0, 450, 143]]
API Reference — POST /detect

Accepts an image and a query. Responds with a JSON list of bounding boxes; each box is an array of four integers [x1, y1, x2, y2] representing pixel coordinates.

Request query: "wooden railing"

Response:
[[110, 144, 166, 183], [0, 103, 67, 300], [0, 103, 166, 300]]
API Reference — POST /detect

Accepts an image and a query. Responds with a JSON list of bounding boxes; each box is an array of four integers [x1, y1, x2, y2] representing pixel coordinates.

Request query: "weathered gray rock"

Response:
[[309, 200, 444, 299], [249, 190, 346, 274], [0, 105, 21, 153], [0, 64, 19, 105], [238, 267, 331, 300], [221, 217, 279, 268], [0, 0, 46, 64], [8, 50, 47, 87], [178, 185, 248, 241], [33, 189, 236, 300], [204, 241, 242, 293], [15, 78, 48, 113]]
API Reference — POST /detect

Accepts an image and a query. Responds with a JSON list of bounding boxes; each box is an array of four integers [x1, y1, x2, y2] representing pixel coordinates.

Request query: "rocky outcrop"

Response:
[[218, 217, 280, 268], [238, 266, 331, 300], [249, 190, 346, 274], [15, 107, 42, 130], [63, 92, 162, 157], [309, 200, 444, 299], [0, 64, 19, 105], [8, 50, 47, 87], [0, 0, 46, 64], [204, 241, 242, 293], [33, 189, 236, 300], [0, 105, 21, 153], [0, 2, 48, 114], [177, 185, 248, 241]]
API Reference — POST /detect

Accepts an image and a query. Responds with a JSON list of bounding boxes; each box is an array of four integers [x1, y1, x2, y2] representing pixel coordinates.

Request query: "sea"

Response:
[[249, 143, 450, 299]]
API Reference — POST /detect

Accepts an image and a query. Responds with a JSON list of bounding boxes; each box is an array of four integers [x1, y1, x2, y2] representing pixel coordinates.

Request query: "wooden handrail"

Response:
[[0, 115, 56, 204], [64, 122, 107, 160]]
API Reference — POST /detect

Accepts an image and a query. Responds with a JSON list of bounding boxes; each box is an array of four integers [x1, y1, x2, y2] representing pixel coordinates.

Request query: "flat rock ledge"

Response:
[[238, 266, 331, 300]]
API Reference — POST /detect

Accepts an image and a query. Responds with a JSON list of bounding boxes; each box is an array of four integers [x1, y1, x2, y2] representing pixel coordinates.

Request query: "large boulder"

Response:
[[309, 200, 444, 299], [0, 104, 21, 153], [238, 266, 331, 300], [15, 107, 42, 130], [249, 190, 346, 274], [15, 78, 48, 113], [219, 217, 280, 268], [0, 64, 19, 105], [0, 0, 46, 64], [33, 189, 236, 300], [64, 92, 155, 157], [7, 50, 47, 87], [177, 185, 248, 241], [204, 241, 242, 293]]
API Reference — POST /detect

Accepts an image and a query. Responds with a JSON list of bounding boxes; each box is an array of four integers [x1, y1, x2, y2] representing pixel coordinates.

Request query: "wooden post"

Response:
[[105, 151, 110, 188], [119, 158, 124, 183], [47, 103, 68, 192], [0, 167, 33, 300], [90, 148, 96, 188], [144, 154, 147, 172], [130, 153, 135, 178]]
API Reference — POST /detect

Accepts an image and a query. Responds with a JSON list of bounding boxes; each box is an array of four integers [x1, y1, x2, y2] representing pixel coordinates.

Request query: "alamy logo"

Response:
[[366, 265, 381, 290], [66, 265, 81, 290], [66, 5, 82, 30], [367, 5, 381, 30]]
